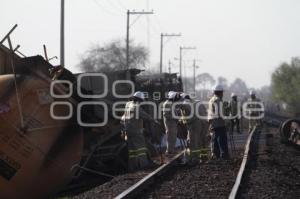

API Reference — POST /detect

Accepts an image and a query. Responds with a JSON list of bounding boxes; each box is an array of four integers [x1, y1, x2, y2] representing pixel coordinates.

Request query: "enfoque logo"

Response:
[[50, 73, 265, 127]]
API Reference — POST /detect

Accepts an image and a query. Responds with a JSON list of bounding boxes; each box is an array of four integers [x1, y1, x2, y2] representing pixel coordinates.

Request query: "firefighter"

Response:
[[208, 85, 229, 159], [247, 90, 263, 132], [121, 91, 158, 171], [163, 91, 180, 155], [180, 93, 208, 164], [229, 93, 241, 134]]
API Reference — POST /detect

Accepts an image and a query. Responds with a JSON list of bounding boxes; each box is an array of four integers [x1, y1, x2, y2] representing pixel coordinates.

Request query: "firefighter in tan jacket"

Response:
[[163, 91, 180, 155], [208, 85, 229, 159], [180, 93, 208, 164], [247, 90, 263, 132], [121, 91, 157, 171]]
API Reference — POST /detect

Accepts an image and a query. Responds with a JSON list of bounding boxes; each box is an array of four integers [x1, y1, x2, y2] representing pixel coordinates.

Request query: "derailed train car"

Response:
[[0, 44, 183, 198], [0, 54, 83, 199]]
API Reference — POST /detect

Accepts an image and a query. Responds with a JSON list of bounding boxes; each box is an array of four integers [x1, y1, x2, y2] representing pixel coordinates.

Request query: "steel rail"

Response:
[[115, 151, 185, 199], [228, 126, 257, 199]]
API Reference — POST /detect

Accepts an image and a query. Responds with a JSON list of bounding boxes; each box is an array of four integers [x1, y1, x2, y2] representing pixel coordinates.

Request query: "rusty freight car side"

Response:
[[0, 55, 83, 199]]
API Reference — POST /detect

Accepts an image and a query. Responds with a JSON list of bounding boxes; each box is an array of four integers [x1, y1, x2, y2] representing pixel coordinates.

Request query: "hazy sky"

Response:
[[1, 0, 300, 88]]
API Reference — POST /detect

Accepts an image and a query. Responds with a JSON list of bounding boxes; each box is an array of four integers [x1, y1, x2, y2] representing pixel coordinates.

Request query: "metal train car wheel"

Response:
[[280, 118, 300, 144]]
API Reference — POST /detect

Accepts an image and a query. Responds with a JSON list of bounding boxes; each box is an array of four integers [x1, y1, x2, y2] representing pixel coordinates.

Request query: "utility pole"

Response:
[[168, 60, 172, 74], [193, 59, 200, 93], [179, 46, 196, 77], [159, 33, 181, 74], [126, 10, 153, 70], [146, 0, 150, 50], [43, 45, 49, 62], [126, 10, 130, 70], [60, 0, 65, 68]]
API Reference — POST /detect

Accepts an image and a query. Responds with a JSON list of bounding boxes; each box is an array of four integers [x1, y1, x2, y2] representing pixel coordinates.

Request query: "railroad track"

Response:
[[229, 126, 261, 199], [231, 120, 300, 198], [70, 117, 296, 199], [69, 152, 185, 199], [115, 151, 185, 199], [69, 127, 262, 199], [112, 127, 260, 199]]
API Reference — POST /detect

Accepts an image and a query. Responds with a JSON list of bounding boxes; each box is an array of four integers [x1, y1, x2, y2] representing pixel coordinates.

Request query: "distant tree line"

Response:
[[78, 39, 148, 72], [271, 57, 300, 116], [182, 73, 252, 101]]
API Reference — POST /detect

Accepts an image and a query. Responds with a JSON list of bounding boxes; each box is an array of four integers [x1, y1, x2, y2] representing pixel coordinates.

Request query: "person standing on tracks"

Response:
[[229, 93, 241, 134], [121, 91, 159, 171], [180, 93, 209, 164], [247, 90, 263, 132], [163, 91, 180, 155], [208, 85, 230, 160]]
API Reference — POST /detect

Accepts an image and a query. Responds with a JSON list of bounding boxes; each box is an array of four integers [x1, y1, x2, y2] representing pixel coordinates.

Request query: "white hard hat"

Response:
[[249, 90, 255, 95], [231, 93, 237, 97], [133, 91, 145, 100], [168, 91, 177, 99], [180, 93, 189, 99], [213, 84, 224, 92]]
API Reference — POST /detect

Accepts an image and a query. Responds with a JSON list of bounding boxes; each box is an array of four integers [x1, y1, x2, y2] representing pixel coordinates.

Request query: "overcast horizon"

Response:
[[1, 0, 300, 88]]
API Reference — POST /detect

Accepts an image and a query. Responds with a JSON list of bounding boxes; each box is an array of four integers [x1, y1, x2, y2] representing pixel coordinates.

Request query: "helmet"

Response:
[[133, 91, 145, 100], [231, 93, 237, 97], [249, 90, 255, 96], [180, 93, 189, 99], [168, 91, 177, 99], [213, 84, 224, 92]]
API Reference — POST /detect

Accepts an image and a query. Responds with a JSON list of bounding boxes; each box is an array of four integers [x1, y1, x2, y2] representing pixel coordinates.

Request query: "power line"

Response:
[[152, 15, 184, 70], [174, 37, 182, 48], [61, 0, 65, 67], [105, 0, 124, 12], [93, 0, 119, 16], [146, 0, 150, 68], [148, 21, 160, 35], [153, 15, 165, 32], [130, 14, 143, 27], [179, 46, 197, 77], [160, 33, 181, 74], [136, 21, 160, 39], [117, 0, 127, 9], [126, 10, 154, 69]]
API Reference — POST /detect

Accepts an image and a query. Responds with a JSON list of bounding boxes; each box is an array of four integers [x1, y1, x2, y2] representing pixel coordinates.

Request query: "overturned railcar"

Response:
[[0, 45, 183, 198], [0, 54, 83, 199]]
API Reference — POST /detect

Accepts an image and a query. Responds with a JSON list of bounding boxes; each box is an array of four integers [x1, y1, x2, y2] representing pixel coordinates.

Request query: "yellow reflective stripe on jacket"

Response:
[[189, 148, 209, 155], [128, 147, 148, 154], [199, 148, 209, 158], [190, 149, 201, 154], [128, 147, 148, 158], [129, 152, 147, 159]]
